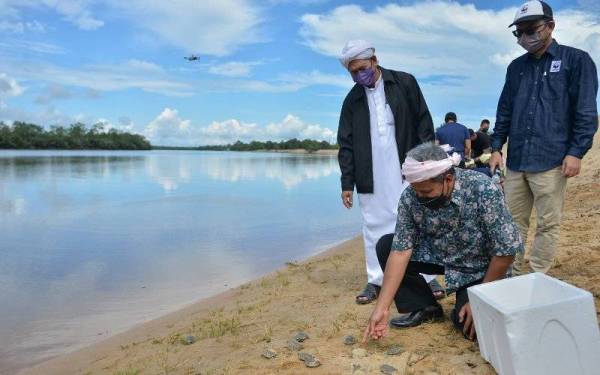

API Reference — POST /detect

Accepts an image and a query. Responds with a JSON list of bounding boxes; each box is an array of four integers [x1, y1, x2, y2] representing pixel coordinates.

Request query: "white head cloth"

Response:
[[339, 40, 375, 69], [439, 144, 454, 153], [402, 150, 462, 184]]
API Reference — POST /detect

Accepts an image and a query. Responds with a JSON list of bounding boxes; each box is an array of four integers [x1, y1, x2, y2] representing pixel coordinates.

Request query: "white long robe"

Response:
[[357, 76, 435, 286]]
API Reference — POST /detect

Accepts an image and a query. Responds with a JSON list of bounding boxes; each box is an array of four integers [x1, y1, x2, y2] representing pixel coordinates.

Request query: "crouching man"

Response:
[[363, 143, 522, 341]]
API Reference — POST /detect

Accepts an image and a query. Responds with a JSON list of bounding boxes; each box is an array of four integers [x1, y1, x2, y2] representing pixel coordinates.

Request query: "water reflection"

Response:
[[0, 150, 360, 374]]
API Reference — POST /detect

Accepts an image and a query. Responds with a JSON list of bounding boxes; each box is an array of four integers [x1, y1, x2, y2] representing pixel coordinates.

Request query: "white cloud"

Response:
[[0, 39, 65, 55], [0, 0, 103, 31], [35, 83, 71, 104], [0, 20, 45, 33], [0, 104, 81, 126], [208, 61, 263, 78], [300, 2, 600, 79], [110, 0, 263, 56], [264, 114, 335, 141], [143, 108, 336, 146], [0, 73, 24, 98], [202, 70, 351, 93], [299, 2, 600, 125], [1, 1, 262, 56], [1, 58, 193, 97], [144, 108, 193, 146]]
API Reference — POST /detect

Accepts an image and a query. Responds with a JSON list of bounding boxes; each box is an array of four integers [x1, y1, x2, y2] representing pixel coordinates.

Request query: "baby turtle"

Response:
[[181, 335, 196, 345], [343, 335, 356, 345], [298, 352, 315, 362], [286, 339, 303, 351], [386, 345, 403, 356], [352, 348, 367, 359], [294, 331, 310, 342], [380, 364, 398, 374], [262, 348, 277, 359], [305, 358, 321, 368]]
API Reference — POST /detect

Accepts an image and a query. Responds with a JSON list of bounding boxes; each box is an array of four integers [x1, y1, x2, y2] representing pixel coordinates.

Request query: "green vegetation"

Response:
[[198, 138, 338, 152], [0, 121, 151, 150]]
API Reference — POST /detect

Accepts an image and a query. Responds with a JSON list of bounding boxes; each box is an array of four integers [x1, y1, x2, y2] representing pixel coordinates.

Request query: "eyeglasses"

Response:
[[512, 22, 549, 38]]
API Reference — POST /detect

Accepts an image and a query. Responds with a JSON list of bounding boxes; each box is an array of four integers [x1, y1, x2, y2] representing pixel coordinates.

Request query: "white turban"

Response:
[[402, 152, 462, 184], [339, 40, 375, 69]]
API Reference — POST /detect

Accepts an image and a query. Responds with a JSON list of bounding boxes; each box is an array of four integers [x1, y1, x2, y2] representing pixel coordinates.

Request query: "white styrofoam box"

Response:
[[467, 273, 600, 375]]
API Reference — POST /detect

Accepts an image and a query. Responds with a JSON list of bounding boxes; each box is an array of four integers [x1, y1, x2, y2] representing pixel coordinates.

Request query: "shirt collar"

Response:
[[546, 39, 559, 57], [527, 38, 559, 61]]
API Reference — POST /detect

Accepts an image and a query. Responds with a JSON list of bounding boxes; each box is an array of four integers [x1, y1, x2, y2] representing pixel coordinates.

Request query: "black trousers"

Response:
[[376, 234, 482, 332]]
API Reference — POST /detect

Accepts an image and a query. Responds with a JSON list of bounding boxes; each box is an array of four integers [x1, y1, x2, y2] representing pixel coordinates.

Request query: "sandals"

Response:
[[355, 283, 380, 304]]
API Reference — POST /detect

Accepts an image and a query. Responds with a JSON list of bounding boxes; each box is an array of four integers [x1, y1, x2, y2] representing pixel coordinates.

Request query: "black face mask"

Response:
[[417, 181, 451, 210], [481, 127, 489, 133]]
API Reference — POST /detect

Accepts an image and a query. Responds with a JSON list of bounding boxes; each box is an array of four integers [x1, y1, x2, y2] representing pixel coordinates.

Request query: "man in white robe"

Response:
[[337, 40, 441, 303]]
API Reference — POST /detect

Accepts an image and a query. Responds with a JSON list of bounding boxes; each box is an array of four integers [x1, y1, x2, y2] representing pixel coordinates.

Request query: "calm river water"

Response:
[[0, 150, 361, 373]]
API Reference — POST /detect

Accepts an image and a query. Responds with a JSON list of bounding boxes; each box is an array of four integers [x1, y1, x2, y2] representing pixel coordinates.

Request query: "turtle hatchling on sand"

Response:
[[181, 335, 196, 345], [294, 331, 310, 342], [286, 339, 303, 351], [262, 348, 277, 359], [380, 364, 398, 374], [343, 335, 356, 345], [305, 358, 321, 368], [386, 345, 403, 356], [298, 352, 315, 362]]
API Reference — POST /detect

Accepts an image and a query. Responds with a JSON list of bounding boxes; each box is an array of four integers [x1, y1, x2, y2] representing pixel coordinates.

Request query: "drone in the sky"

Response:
[[184, 55, 201, 61]]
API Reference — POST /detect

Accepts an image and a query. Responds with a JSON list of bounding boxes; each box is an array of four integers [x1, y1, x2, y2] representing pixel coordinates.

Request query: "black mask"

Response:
[[481, 127, 489, 133], [417, 181, 451, 210]]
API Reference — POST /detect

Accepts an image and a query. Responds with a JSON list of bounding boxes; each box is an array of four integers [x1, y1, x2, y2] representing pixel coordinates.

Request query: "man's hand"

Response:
[[341, 190, 353, 209], [561, 155, 581, 178], [488, 151, 503, 173], [458, 303, 476, 340], [362, 307, 389, 343]]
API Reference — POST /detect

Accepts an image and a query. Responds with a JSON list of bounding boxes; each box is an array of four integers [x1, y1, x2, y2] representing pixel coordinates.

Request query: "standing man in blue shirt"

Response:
[[489, 0, 598, 274], [435, 112, 471, 166]]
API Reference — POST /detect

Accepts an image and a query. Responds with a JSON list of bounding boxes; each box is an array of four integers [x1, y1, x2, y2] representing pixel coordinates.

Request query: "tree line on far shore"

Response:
[[0, 121, 337, 152], [197, 139, 339, 152], [0, 121, 151, 150]]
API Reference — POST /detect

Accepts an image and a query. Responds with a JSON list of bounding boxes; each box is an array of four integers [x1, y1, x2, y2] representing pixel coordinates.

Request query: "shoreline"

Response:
[[16, 236, 363, 375]]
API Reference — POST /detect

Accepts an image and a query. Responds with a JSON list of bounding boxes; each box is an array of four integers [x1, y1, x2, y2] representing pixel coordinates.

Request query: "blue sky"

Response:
[[0, 0, 598, 146]]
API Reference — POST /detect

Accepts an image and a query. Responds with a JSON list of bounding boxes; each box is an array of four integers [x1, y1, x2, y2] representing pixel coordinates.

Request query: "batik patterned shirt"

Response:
[[391, 169, 523, 293]]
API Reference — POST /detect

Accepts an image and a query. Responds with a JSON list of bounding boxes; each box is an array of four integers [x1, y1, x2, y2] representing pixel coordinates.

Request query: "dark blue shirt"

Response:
[[491, 40, 598, 172], [436, 122, 470, 160]]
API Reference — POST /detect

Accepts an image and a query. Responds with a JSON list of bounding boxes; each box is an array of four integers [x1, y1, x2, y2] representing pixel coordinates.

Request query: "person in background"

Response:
[[336, 40, 442, 304], [489, 0, 598, 274], [472, 119, 492, 165], [435, 112, 471, 167], [363, 143, 521, 340]]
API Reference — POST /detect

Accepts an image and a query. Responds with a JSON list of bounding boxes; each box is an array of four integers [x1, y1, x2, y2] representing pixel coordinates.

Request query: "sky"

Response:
[[0, 0, 599, 146]]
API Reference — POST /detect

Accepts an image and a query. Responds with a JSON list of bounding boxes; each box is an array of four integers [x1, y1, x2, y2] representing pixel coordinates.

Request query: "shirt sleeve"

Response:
[[391, 191, 417, 252], [478, 180, 524, 257], [567, 51, 599, 159], [491, 66, 514, 152]]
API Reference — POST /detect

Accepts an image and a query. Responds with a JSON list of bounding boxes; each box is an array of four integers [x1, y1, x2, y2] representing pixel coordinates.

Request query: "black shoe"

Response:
[[355, 283, 380, 304], [389, 304, 444, 328]]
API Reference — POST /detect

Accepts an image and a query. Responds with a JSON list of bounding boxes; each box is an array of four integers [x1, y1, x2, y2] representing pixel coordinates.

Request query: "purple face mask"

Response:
[[352, 67, 377, 88]]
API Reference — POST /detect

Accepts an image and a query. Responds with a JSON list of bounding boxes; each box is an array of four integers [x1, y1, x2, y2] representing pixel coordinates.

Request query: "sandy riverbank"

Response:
[[18, 134, 600, 375]]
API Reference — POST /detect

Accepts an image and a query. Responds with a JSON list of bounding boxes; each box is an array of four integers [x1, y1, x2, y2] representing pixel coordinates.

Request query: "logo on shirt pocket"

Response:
[[550, 60, 562, 73]]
